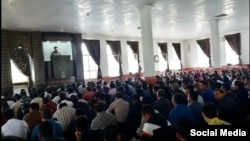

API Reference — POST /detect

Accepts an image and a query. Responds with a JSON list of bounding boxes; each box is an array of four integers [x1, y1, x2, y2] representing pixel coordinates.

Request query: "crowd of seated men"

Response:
[[1, 67, 250, 141]]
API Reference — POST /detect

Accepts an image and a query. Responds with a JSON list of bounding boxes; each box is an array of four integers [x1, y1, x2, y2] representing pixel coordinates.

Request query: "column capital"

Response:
[[138, 4, 153, 12], [208, 17, 219, 24]]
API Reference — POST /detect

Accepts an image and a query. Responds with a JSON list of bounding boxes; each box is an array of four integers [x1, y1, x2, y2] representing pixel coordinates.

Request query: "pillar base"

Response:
[[144, 76, 157, 85]]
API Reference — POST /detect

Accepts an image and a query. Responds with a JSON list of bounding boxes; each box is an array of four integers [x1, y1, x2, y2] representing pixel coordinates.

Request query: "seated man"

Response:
[[141, 105, 177, 141], [38, 121, 66, 141], [1, 109, 29, 140], [90, 101, 116, 130], [31, 108, 63, 141], [75, 115, 104, 141], [168, 93, 195, 126]]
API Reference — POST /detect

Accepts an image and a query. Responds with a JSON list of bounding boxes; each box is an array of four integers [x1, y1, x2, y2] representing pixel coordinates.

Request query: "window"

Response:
[[170, 48, 181, 70], [225, 40, 238, 65], [82, 43, 98, 79], [197, 45, 209, 67], [107, 45, 119, 77], [158, 47, 168, 72], [10, 59, 28, 83], [127, 46, 139, 74]]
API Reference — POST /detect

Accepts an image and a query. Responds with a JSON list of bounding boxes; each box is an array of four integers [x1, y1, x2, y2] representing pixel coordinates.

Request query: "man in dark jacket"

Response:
[[141, 105, 177, 141]]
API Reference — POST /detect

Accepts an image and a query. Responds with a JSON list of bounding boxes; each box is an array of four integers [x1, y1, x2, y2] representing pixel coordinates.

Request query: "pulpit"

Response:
[[50, 55, 71, 78]]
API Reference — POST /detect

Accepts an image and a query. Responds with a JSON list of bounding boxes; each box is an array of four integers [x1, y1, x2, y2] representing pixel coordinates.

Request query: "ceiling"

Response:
[[2, 0, 249, 39]]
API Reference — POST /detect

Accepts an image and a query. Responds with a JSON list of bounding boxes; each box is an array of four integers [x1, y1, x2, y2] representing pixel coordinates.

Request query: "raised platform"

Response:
[[46, 76, 75, 86]]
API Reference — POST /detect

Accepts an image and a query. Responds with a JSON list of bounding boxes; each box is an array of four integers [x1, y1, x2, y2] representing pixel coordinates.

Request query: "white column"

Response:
[[153, 40, 160, 72], [220, 37, 227, 66], [120, 40, 129, 75], [209, 18, 222, 68], [138, 5, 155, 77], [100, 39, 109, 76]]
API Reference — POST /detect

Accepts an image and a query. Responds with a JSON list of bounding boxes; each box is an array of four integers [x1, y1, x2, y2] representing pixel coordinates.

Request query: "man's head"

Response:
[[3, 109, 14, 120], [94, 101, 106, 113], [213, 88, 225, 101], [184, 85, 194, 97], [199, 81, 208, 91], [156, 89, 165, 99], [141, 104, 155, 122], [187, 91, 198, 104], [201, 102, 218, 123], [54, 46, 58, 52], [103, 125, 119, 141], [222, 83, 231, 92], [42, 108, 53, 121], [234, 80, 243, 90], [75, 115, 89, 133], [30, 103, 40, 112], [39, 121, 54, 138], [244, 77, 250, 86], [114, 93, 123, 100], [172, 92, 187, 107]]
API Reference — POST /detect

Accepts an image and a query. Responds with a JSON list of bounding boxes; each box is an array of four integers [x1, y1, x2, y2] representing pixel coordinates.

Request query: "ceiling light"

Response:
[[225, 8, 235, 14], [104, 20, 110, 25], [125, 21, 132, 25]]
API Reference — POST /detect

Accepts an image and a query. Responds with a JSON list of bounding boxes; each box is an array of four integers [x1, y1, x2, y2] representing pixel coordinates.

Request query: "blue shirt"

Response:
[[31, 119, 63, 141], [168, 104, 195, 126]]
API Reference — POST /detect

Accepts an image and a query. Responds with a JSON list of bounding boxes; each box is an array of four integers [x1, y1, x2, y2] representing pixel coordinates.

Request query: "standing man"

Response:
[[51, 46, 61, 56]]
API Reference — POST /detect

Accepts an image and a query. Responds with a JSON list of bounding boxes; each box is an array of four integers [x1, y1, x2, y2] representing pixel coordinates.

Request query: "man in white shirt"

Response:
[[53, 103, 75, 131], [2, 109, 29, 140], [106, 93, 129, 124]]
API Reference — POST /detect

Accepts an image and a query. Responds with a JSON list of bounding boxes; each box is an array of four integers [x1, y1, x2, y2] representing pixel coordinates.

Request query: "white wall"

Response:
[[182, 28, 249, 68], [81, 34, 183, 76], [81, 28, 249, 76], [182, 40, 199, 68]]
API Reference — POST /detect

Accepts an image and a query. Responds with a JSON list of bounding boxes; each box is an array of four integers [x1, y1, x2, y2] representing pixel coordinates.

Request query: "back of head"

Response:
[[188, 91, 198, 102], [172, 92, 187, 105], [94, 92, 105, 100], [103, 125, 119, 141], [184, 85, 194, 92], [175, 117, 193, 141], [114, 93, 123, 99], [94, 101, 106, 113], [200, 80, 208, 87], [30, 103, 40, 111], [75, 115, 89, 132], [201, 102, 217, 118], [110, 83, 116, 89], [141, 104, 155, 116], [75, 108, 85, 117], [234, 80, 243, 88], [59, 92, 66, 101], [39, 121, 53, 138], [4, 109, 14, 120], [157, 89, 165, 98], [42, 108, 53, 119]]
